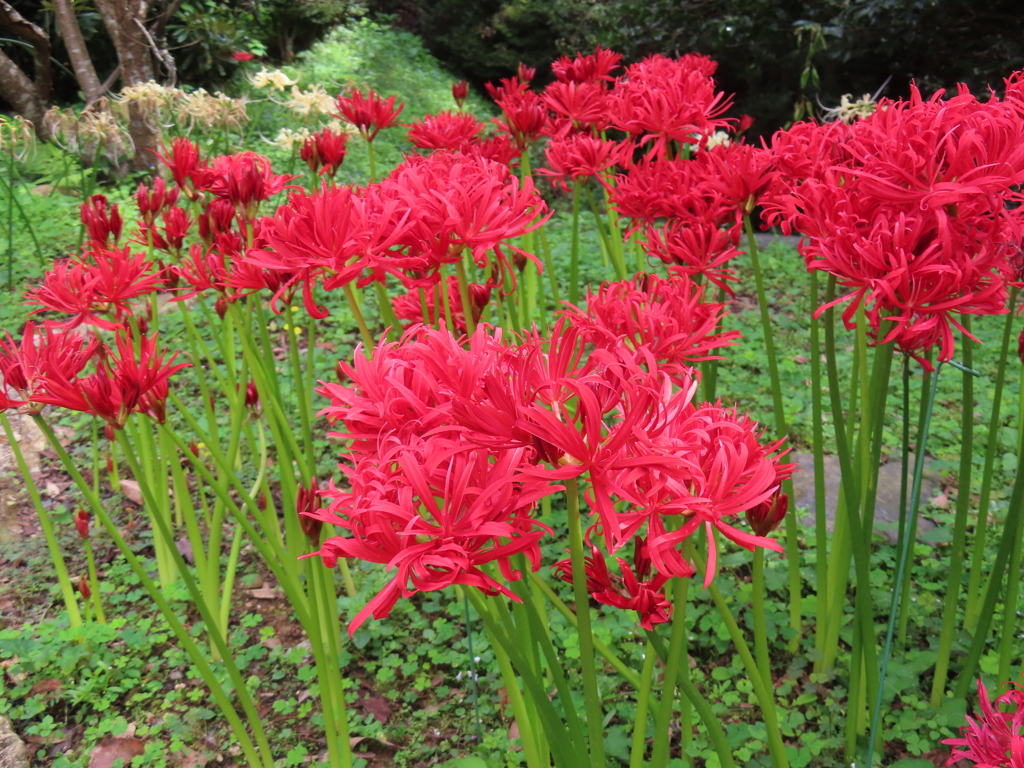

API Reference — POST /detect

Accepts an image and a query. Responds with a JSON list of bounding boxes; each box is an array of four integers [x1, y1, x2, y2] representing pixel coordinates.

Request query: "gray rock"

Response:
[[790, 451, 940, 543], [0, 714, 28, 768]]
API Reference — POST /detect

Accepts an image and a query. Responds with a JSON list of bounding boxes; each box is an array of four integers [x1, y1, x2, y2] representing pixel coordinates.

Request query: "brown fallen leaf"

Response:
[[173, 748, 209, 768], [361, 695, 392, 724], [89, 736, 146, 768], [120, 480, 143, 505], [29, 678, 62, 696], [315, 341, 336, 352], [349, 735, 399, 749], [175, 537, 195, 565], [247, 581, 279, 599], [931, 493, 950, 509]]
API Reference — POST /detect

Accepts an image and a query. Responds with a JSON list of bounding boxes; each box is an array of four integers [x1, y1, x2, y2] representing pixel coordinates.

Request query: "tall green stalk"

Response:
[[809, 270, 829, 659], [565, 478, 606, 768], [650, 577, 689, 768], [569, 182, 581, 305], [744, 215, 801, 650], [865, 361, 944, 768], [965, 288, 1019, 630], [931, 325, 976, 707]]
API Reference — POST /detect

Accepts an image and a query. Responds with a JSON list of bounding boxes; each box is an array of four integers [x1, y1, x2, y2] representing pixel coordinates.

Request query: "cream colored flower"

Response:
[[271, 127, 311, 152], [177, 89, 251, 132], [0, 115, 36, 160], [250, 68, 297, 91], [282, 84, 337, 119], [824, 93, 877, 124], [702, 131, 732, 150]]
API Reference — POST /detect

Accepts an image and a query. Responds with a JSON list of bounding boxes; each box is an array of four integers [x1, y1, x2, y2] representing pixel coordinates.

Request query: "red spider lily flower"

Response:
[[201, 152, 295, 220], [37, 330, 188, 428], [161, 206, 191, 252], [485, 75, 530, 103], [518, 63, 536, 84], [132, 223, 169, 252], [643, 219, 742, 295], [541, 81, 610, 134], [943, 678, 1024, 768], [309, 441, 559, 634], [392, 275, 490, 333], [382, 151, 549, 288], [553, 536, 671, 630], [335, 87, 404, 143], [25, 245, 163, 330], [154, 138, 207, 201], [537, 134, 628, 191], [696, 141, 778, 214], [609, 55, 733, 159], [0, 322, 99, 411], [452, 80, 469, 109], [80, 195, 122, 246], [406, 111, 486, 152], [198, 198, 237, 244], [551, 46, 622, 85], [243, 379, 260, 415], [635, 401, 794, 586], [245, 184, 409, 316], [738, 114, 754, 134], [469, 134, 522, 166], [231, 51, 255, 62], [74, 508, 90, 538], [490, 88, 551, 151], [301, 128, 349, 178], [135, 178, 179, 225], [610, 157, 731, 230], [745, 491, 788, 537], [560, 272, 740, 379]]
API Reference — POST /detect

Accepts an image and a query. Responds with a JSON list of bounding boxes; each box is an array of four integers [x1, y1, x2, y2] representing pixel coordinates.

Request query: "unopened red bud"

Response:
[[188, 440, 199, 457], [106, 457, 114, 473], [74, 509, 90, 539], [258, 491, 268, 510], [452, 80, 469, 109], [104, 424, 115, 442], [746, 492, 789, 538], [1018, 328, 1024, 365], [78, 576, 91, 600], [215, 297, 228, 320], [335, 360, 347, 382], [244, 380, 260, 414]]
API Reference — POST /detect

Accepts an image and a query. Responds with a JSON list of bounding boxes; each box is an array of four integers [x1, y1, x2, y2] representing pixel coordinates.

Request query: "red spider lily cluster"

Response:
[[308, 303, 792, 632], [944, 679, 1024, 767], [763, 80, 1024, 364]]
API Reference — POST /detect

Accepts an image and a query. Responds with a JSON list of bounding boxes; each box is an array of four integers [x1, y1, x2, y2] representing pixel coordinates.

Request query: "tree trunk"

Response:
[[52, 0, 104, 103], [0, 1, 52, 102], [94, 0, 159, 170], [0, 48, 47, 132]]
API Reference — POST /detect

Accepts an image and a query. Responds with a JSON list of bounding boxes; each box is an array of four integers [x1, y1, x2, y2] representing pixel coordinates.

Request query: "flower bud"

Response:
[[452, 80, 469, 109], [297, 479, 323, 546], [188, 440, 199, 457], [78, 576, 91, 600], [745, 492, 788, 538], [74, 509, 90, 539], [1018, 328, 1024, 365], [244, 380, 260, 415]]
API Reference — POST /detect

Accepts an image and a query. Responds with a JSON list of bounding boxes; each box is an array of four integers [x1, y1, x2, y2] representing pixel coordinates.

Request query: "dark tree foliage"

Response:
[[369, 0, 1024, 137]]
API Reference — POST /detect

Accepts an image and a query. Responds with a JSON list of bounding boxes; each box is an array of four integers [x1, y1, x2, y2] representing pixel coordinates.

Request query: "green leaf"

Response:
[[888, 760, 933, 768], [436, 759, 492, 768]]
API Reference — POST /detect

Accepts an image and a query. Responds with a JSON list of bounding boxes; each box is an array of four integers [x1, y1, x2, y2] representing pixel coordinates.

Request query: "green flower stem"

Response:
[[161, 423, 353, 768], [965, 288, 1019, 630], [0, 412, 82, 627], [650, 577, 689, 768], [954, 400, 1024, 698], [629, 641, 657, 768], [439, 262, 456, 331], [997, 477, 1024, 688], [931, 324, 976, 707], [131, 416, 176, 591], [538, 225, 560, 304], [744, 215, 800, 651], [600, 184, 628, 280], [752, 547, 771, 692], [809, 270, 829, 661], [374, 280, 401, 339], [35, 416, 274, 768], [0, 169, 43, 268], [465, 588, 582, 768], [897, 349, 933, 645], [518, 153, 538, 327], [83, 537, 106, 624], [565, 477, 606, 768], [455, 260, 476, 335], [6, 147, 13, 289], [366, 138, 377, 182], [285, 306, 315, 470], [692, 549, 789, 768], [864, 361, 944, 768], [583, 184, 626, 280], [342, 283, 376, 350], [648, 622, 737, 768], [528, 571, 645, 692], [569, 182, 581, 305]]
